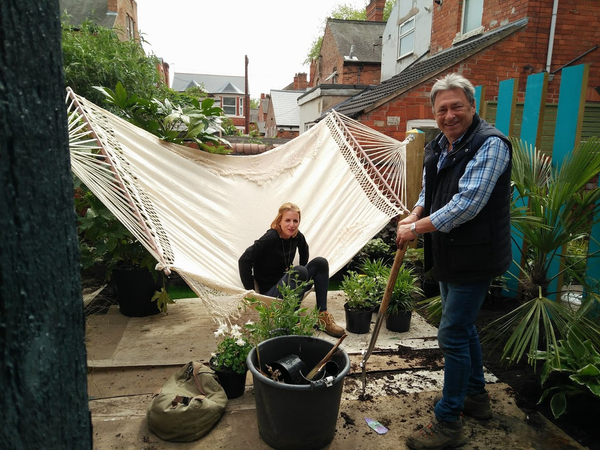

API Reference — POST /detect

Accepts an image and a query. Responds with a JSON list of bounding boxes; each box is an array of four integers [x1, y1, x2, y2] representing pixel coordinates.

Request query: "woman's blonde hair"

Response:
[[270, 202, 301, 238]]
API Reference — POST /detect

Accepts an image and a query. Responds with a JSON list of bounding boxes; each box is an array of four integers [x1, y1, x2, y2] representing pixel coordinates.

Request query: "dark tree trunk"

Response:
[[0, 1, 92, 448]]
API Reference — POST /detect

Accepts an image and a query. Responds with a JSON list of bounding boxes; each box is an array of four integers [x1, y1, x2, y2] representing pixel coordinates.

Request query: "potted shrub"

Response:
[[75, 182, 173, 316], [385, 264, 423, 332], [359, 258, 389, 312], [244, 279, 350, 450], [340, 270, 378, 334], [209, 323, 253, 399]]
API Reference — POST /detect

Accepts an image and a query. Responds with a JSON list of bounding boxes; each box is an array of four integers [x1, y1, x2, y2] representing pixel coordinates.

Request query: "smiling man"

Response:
[[396, 73, 513, 450]]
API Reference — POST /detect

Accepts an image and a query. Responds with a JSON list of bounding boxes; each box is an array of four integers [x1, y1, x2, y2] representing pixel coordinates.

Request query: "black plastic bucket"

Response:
[[247, 335, 350, 450]]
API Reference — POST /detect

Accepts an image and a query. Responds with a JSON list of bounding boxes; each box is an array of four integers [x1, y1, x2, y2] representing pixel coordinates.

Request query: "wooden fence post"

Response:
[[405, 129, 425, 248]]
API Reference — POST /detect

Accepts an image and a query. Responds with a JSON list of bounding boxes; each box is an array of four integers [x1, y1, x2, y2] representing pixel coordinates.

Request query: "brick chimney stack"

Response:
[[294, 73, 308, 90], [366, 0, 385, 22]]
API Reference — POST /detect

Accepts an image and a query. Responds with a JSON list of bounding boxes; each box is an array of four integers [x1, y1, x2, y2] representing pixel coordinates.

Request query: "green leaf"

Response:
[[549, 392, 567, 419], [151, 288, 175, 314]]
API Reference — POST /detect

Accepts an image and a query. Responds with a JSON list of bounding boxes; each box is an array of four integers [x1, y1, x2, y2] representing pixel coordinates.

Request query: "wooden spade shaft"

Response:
[[360, 244, 408, 395]]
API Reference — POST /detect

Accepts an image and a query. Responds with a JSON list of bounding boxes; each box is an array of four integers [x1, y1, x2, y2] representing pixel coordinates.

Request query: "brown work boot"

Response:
[[433, 392, 492, 420], [318, 311, 345, 337], [406, 417, 466, 450], [463, 392, 492, 420]]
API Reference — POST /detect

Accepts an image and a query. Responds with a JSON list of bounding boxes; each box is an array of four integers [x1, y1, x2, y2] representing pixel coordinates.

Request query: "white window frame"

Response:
[[406, 119, 439, 143], [462, 0, 483, 35], [397, 17, 416, 60], [239, 97, 244, 116], [222, 97, 236, 116]]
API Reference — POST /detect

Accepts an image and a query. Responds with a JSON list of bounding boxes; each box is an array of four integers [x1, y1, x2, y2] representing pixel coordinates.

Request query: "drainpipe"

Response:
[[545, 0, 559, 77]]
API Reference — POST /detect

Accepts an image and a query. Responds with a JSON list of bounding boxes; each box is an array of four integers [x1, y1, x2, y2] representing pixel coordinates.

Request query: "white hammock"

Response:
[[66, 88, 411, 320]]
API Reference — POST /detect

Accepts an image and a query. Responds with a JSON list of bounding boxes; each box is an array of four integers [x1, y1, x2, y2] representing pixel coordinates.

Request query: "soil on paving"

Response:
[[82, 274, 599, 449]]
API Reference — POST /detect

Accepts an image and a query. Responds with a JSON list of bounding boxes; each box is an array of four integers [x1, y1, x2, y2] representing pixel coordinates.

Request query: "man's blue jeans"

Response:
[[434, 278, 492, 423]]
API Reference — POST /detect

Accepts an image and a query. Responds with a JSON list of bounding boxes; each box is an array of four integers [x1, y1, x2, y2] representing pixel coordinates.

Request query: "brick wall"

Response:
[[315, 24, 339, 86], [360, 0, 600, 140], [318, 21, 383, 86], [343, 63, 382, 85], [111, 0, 139, 41]]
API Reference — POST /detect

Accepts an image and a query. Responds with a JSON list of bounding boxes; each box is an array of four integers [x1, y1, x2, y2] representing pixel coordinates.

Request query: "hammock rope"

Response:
[[67, 88, 411, 321]]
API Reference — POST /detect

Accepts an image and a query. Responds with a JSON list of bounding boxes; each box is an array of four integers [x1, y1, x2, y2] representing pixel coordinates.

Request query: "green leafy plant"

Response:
[[340, 270, 379, 311], [75, 180, 156, 278], [61, 18, 165, 107], [387, 265, 423, 315], [359, 258, 390, 305], [211, 323, 253, 375], [535, 328, 600, 418], [564, 238, 590, 285], [95, 82, 231, 154], [418, 295, 442, 326], [243, 273, 320, 343], [75, 179, 174, 313]]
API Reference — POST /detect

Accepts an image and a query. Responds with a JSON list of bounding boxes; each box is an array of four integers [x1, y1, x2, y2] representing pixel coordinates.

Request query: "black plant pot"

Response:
[[385, 310, 412, 332], [112, 268, 161, 317], [247, 335, 350, 450], [344, 303, 373, 334], [210, 358, 247, 399], [423, 279, 440, 298]]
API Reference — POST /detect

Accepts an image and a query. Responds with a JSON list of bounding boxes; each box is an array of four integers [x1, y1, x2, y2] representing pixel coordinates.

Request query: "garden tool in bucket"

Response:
[[360, 244, 408, 396]]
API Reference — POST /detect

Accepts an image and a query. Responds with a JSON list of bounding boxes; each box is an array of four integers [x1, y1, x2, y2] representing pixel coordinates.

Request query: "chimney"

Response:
[[366, 0, 385, 22], [309, 61, 317, 88], [297, 73, 308, 90]]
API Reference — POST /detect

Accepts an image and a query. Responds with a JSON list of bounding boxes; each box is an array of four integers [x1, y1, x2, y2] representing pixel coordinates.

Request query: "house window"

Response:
[[222, 97, 236, 115], [397, 17, 415, 59], [126, 14, 135, 40], [239, 97, 244, 116], [462, 0, 483, 35]]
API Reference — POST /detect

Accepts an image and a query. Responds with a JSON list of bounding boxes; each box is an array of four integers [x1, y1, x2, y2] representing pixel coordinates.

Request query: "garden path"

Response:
[[86, 293, 583, 449]]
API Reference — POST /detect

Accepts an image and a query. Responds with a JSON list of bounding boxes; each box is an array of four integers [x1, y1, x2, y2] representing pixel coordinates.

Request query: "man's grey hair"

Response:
[[430, 73, 476, 107]]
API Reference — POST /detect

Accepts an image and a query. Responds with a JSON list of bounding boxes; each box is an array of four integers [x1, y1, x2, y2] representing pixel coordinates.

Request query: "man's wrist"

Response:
[[410, 222, 421, 238]]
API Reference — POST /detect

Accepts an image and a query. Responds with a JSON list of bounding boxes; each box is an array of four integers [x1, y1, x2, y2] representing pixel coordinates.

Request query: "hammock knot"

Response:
[[155, 263, 172, 276]]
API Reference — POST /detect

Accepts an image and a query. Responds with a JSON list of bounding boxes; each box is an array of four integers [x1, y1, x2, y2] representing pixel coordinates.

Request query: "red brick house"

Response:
[[60, 0, 139, 41], [172, 73, 250, 132], [332, 0, 600, 144], [299, 0, 387, 132]]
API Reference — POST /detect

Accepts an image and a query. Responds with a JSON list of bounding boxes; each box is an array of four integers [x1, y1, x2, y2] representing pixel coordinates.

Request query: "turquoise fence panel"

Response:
[[494, 78, 519, 297], [553, 64, 587, 166], [547, 64, 588, 299], [521, 72, 547, 150], [474, 85, 483, 115], [495, 79, 516, 136]]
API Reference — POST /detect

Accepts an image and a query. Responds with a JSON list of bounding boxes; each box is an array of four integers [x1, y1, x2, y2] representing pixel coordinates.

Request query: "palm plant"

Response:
[[509, 137, 600, 299], [483, 137, 600, 369]]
